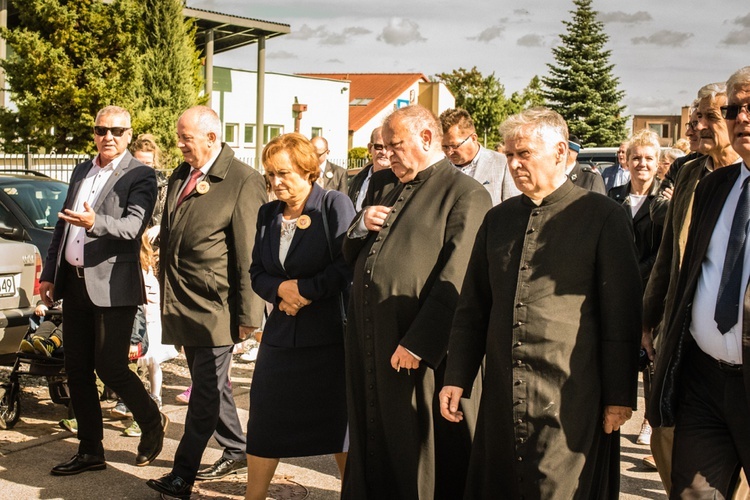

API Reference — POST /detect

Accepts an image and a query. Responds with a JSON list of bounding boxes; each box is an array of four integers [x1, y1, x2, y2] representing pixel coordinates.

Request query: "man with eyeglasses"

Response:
[[439, 108, 519, 206], [347, 127, 395, 211], [39, 106, 165, 476], [643, 80, 743, 496], [564, 134, 606, 194], [311, 136, 348, 193]]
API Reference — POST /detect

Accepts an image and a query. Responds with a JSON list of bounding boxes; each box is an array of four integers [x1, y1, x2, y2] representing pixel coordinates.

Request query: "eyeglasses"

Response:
[[721, 103, 750, 120], [94, 126, 131, 137], [442, 135, 473, 152], [370, 143, 385, 151], [684, 121, 699, 131], [316, 149, 329, 157]]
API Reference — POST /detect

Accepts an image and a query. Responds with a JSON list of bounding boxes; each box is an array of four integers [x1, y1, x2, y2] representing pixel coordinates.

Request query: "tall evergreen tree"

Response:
[[435, 67, 508, 147], [542, 0, 628, 146], [0, 0, 203, 157], [133, 0, 203, 158], [0, 0, 142, 154]]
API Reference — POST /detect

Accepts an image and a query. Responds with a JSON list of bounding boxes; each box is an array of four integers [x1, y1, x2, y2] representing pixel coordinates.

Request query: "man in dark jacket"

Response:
[[566, 134, 606, 194], [441, 107, 641, 499], [347, 126, 391, 211], [342, 105, 492, 499]]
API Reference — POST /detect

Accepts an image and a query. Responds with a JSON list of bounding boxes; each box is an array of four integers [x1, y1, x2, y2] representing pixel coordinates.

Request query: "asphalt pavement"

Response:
[[0, 355, 665, 499]]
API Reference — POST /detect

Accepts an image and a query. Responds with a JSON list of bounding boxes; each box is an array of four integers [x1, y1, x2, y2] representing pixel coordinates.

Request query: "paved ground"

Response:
[[0, 353, 665, 499]]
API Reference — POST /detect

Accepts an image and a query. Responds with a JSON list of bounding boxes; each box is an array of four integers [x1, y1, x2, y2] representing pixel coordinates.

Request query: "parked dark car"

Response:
[[0, 171, 68, 261], [577, 147, 618, 172]]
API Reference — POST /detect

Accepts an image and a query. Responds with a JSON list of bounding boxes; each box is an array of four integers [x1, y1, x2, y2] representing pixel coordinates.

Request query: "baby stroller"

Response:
[[0, 309, 70, 429]]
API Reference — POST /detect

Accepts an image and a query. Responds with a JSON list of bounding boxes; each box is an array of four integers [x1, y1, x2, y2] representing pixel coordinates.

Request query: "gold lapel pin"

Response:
[[296, 215, 311, 229], [196, 181, 210, 194]]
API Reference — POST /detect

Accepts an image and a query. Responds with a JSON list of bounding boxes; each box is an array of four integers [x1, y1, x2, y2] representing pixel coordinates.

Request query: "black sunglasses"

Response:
[[93, 126, 131, 137], [720, 103, 750, 120], [371, 143, 385, 151]]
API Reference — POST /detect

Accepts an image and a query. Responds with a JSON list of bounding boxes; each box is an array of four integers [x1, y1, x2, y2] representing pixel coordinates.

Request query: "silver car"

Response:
[[0, 238, 41, 361]]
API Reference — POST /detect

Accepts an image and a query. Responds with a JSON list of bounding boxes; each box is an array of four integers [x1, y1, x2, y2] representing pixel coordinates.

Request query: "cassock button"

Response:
[[514, 341, 523, 347], [514, 380, 523, 386], [520, 264, 529, 271], [406, 186, 412, 190], [517, 456, 523, 462], [383, 222, 389, 227], [366, 269, 371, 274], [398, 197, 404, 201], [517, 437, 526, 444], [369, 250, 376, 255], [515, 360, 522, 366], [516, 418, 523, 424], [526, 228, 536, 234], [375, 237, 382, 241], [364, 284, 369, 288], [516, 302, 524, 308], [532, 211, 540, 216], [514, 321, 524, 328]]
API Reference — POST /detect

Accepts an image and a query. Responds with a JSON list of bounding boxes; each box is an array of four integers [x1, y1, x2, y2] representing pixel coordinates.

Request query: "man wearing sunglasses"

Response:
[[439, 108, 520, 206], [645, 74, 748, 498], [347, 127, 395, 211], [39, 106, 165, 476]]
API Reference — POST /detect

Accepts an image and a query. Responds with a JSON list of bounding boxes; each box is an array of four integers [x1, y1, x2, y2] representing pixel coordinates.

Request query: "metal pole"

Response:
[[254, 35, 265, 171], [205, 29, 214, 108]]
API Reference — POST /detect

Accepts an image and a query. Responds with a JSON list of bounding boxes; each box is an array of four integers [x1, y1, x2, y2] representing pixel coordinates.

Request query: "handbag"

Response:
[[320, 191, 347, 332]]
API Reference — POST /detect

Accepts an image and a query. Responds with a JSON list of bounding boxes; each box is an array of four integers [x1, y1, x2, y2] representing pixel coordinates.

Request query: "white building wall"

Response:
[[211, 68, 350, 167]]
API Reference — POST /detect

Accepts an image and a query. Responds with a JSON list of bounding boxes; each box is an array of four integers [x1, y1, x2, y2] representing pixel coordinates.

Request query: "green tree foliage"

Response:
[[133, 0, 203, 160], [542, 0, 628, 146], [0, 0, 141, 153], [0, 0, 202, 157], [506, 76, 547, 116], [435, 67, 508, 147]]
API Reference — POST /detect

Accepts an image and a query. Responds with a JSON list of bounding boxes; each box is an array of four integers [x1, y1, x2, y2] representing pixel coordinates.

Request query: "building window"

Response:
[[311, 127, 323, 138], [264, 125, 284, 143], [648, 123, 670, 138], [225, 123, 239, 146], [244, 124, 256, 145]]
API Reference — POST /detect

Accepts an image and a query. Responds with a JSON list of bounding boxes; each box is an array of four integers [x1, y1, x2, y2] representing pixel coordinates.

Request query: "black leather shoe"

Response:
[[135, 412, 169, 466], [51, 453, 106, 476], [195, 457, 248, 480], [146, 473, 192, 499]]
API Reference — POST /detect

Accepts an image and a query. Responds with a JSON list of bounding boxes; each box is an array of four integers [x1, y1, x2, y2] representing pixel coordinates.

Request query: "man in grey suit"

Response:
[[147, 106, 267, 499], [311, 136, 348, 193], [440, 107, 520, 205], [40, 105, 165, 475]]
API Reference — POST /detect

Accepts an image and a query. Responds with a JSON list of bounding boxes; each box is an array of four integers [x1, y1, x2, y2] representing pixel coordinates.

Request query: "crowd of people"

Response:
[[34, 64, 750, 500]]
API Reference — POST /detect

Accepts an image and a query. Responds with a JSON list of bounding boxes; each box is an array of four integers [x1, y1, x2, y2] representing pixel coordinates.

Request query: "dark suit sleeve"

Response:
[[399, 186, 493, 369], [596, 206, 641, 408], [336, 167, 348, 194], [88, 167, 157, 241], [297, 192, 356, 301], [589, 172, 607, 195], [643, 194, 677, 331], [234, 170, 267, 329]]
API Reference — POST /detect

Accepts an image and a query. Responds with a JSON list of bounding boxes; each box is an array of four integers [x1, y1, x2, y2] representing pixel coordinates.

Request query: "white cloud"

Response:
[[598, 11, 652, 23], [517, 34, 545, 47], [321, 27, 372, 45], [513, 9, 530, 16], [326, 58, 344, 64], [377, 18, 426, 46], [267, 50, 298, 59], [721, 29, 750, 45], [733, 12, 750, 28], [470, 25, 505, 43], [287, 24, 327, 40], [631, 30, 693, 47]]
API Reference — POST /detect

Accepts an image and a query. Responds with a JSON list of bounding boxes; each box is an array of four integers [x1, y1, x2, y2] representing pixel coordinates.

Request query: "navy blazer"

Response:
[[251, 183, 355, 348]]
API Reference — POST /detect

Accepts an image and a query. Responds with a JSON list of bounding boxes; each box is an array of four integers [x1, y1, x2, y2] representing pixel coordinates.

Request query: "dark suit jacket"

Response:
[[347, 162, 372, 207], [568, 161, 606, 194], [160, 144, 266, 347], [320, 160, 348, 193], [608, 180, 663, 286], [251, 183, 355, 348], [648, 163, 750, 426], [40, 151, 156, 307]]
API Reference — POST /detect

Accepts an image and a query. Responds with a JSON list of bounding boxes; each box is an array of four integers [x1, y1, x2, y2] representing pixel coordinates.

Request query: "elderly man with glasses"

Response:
[[440, 108, 520, 206], [642, 80, 743, 496], [311, 136, 348, 193]]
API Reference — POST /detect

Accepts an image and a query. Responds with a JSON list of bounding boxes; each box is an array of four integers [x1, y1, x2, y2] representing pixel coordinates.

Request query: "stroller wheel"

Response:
[[0, 385, 21, 429]]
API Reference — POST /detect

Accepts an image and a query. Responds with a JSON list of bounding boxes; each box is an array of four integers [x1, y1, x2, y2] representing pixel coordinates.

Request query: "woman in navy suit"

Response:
[[245, 133, 355, 500]]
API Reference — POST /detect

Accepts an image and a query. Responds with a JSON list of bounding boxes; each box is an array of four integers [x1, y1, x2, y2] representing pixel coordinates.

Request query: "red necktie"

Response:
[[176, 168, 202, 208]]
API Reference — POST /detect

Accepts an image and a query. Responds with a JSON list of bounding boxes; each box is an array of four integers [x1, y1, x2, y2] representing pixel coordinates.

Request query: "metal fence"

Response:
[[0, 153, 368, 183], [0, 153, 91, 183]]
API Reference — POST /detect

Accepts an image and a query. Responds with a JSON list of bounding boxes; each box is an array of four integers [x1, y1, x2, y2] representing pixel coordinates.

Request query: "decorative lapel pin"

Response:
[[296, 215, 311, 229], [325, 171, 333, 179], [196, 181, 210, 194], [570, 173, 578, 181]]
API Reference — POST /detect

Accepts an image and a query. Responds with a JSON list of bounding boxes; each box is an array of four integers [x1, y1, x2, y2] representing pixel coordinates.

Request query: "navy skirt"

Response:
[[246, 341, 348, 458]]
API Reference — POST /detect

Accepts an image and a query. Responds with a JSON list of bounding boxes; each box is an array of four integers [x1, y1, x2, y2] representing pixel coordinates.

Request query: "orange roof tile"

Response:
[[297, 73, 429, 132]]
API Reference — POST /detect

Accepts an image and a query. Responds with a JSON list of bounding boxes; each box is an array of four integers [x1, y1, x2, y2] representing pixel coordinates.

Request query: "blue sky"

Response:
[[191, 0, 748, 116]]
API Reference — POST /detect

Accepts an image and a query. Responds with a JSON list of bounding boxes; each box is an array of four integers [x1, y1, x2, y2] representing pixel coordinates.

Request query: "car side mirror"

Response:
[[0, 221, 29, 242]]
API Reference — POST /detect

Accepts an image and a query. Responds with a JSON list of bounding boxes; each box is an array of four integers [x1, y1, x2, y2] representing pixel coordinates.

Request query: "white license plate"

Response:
[[0, 275, 16, 297]]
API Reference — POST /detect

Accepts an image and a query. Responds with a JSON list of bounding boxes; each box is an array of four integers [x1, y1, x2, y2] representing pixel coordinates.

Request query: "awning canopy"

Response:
[[187, 6, 290, 55]]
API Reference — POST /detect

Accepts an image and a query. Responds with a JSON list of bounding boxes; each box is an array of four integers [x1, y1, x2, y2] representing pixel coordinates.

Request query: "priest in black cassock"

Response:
[[440, 107, 642, 499], [342, 105, 492, 499]]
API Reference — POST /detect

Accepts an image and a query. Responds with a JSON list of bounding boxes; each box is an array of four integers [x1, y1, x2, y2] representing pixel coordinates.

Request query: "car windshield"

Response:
[[2, 179, 67, 229]]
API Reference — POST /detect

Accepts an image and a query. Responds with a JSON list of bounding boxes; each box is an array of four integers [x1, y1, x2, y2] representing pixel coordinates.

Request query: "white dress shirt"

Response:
[[355, 167, 374, 212], [64, 153, 125, 267], [690, 162, 750, 364]]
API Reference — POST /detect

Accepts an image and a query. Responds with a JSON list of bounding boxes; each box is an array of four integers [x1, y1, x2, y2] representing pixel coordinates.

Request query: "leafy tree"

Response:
[[542, 0, 628, 146], [132, 0, 203, 161], [506, 76, 547, 116], [435, 67, 508, 147], [0, 0, 202, 158]]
